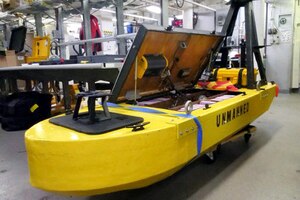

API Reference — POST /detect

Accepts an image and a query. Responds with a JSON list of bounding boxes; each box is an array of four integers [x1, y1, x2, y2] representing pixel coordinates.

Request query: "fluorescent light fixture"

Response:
[[146, 5, 161, 14], [35, 18, 55, 24], [125, 13, 158, 21], [100, 9, 158, 21], [27, 19, 35, 23], [100, 9, 115, 14], [224, 0, 230, 2], [112, 17, 139, 23], [42, 18, 52, 22]]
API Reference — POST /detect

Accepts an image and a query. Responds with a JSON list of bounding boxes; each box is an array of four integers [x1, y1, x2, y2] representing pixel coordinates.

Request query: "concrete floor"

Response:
[[0, 94, 299, 200]]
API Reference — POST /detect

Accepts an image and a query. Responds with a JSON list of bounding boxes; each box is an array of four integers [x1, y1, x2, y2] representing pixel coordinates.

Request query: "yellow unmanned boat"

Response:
[[25, 0, 278, 196]]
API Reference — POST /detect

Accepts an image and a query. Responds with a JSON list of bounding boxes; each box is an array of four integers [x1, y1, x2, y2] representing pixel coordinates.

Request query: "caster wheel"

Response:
[[205, 151, 217, 164], [244, 133, 252, 144]]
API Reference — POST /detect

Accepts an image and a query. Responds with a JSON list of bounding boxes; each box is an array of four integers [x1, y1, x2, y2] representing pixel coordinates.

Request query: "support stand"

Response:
[[73, 91, 111, 124], [215, 0, 267, 88], [50, 91, 144, 134]]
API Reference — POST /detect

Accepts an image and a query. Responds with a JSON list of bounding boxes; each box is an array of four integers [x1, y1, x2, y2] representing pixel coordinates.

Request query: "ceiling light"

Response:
[[100, 9, 158, 21], [42, 18, 55, 24], [125, 13, 158, 21], [100, 9, 115, 14], [146, 5, 161, 14]]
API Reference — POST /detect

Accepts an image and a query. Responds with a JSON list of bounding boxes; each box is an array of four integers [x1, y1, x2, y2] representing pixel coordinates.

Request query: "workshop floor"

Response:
[[0, 94, 299, 200]]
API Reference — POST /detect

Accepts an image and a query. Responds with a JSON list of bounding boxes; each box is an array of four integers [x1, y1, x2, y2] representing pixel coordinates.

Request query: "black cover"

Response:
[[50, 111, 143, 134], [143, 54, 167, 77], [2, 115, 46, 131], [1, 92, 52, 131], [9, 26, 27, 53], [0, 95, 7, 123]]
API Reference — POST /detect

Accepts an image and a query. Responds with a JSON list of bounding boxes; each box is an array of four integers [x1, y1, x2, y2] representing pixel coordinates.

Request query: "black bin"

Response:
[[1, 92, 52, 131]]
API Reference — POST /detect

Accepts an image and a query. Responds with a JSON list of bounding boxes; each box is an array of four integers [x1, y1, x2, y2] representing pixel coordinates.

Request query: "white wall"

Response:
[[194, 12, 214, 31], [216, 8, 230, 33], [265, 0, 295, 92], [292, 0, 300, 88], [253, 1, 266, 47], [183, 7, 193, 29]]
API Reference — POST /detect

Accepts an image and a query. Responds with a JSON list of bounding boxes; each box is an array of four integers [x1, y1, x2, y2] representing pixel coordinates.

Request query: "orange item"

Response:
[[197, 81, 239, 91], [275, 84, 279, 97]]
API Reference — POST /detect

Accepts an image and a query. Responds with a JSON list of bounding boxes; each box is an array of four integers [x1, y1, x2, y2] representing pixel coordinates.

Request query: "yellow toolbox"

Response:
[[213, 68, 258, 87], [25, 36, 51, 63]]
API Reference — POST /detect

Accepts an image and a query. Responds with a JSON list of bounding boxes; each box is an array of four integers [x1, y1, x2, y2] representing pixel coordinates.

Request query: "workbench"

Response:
[[0, 63, 119, 113]]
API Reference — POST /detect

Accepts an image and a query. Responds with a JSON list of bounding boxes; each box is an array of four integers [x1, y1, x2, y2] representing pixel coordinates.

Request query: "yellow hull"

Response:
[[25, 84, 276, 195]]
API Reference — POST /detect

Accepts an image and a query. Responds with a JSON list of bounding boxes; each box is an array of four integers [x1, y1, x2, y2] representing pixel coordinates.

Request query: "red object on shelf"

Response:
[[80, 15, 102, 53], [172, 19, 183, 28], [234, 53, 241, 58]]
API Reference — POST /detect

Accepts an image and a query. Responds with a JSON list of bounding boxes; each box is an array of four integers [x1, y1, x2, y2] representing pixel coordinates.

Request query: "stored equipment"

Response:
[[79, 14, 102, 54], [1, 92, 52, 131], [25, 36, 51, 63], [213, 68, 258, 88]]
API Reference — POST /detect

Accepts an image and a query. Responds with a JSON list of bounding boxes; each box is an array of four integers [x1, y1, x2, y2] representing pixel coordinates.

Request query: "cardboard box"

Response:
[[9, 0, 18, 8], [3, 0, 27, 10], [0, 50, 24, 67], [0, 55, 7, 67]]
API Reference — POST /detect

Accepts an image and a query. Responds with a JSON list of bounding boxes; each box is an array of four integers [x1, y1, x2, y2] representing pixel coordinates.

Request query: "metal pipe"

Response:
[[115, 0, 126, 55], [81, 0, 93, 56], [55, 6, 66, 59], [160, 0, 169, 27], [214, 10, 217, 32], [264, 2, 269, 58], [245, 2, 255, 89], [34, 13, 43, 36], [57, 33, 136, 47]]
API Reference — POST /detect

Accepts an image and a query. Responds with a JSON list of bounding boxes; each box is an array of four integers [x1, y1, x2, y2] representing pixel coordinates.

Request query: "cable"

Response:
[[72, 45, 80, 56], [50, 40, 58, 56], [176, 0, 185, 8], [193, 12, 198, 26]]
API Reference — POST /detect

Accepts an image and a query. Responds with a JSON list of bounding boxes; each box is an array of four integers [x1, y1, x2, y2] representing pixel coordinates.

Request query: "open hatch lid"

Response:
[[111, 25, 224, 103]]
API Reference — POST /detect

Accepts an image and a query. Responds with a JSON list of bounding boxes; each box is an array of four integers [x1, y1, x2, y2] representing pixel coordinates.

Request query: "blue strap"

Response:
[[175, 114, 203, 155], [107, 102, 202, 155], [106, 102, 121, 108], [128, 106, 167, 114], [193, 117, 203, 155], [107, 102, 166, 114]]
